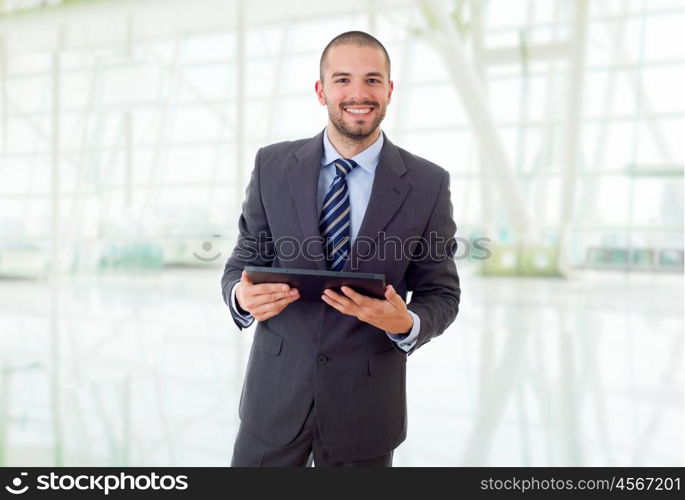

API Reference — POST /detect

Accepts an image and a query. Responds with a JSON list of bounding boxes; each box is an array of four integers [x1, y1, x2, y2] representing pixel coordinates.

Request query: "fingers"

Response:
[[257, 290, 296, 304], [237, 270, 300, 321], [340, 286, 367, 306], [246, 282, 292, 296], [253, 294, 298, 314], [384, 284, 405, 309], [253, 283, 291, 295], [322, 288, 365, 319], [321, 293, 349, 315], [322, 289, 349, 309], [252, 293, 299, 321], [240, 271, 292, 297], [244, 289, 298, 311]]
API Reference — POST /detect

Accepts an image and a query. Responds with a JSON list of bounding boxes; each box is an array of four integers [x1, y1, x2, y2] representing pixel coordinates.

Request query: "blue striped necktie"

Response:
[[319, 158, 358, 271]]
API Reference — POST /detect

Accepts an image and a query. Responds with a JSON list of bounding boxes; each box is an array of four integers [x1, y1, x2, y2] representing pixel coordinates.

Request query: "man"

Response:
[[221, 31, 460, 467]]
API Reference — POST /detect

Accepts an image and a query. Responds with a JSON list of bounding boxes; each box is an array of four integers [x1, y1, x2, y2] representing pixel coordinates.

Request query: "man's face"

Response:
[[315, 44, 393, 141]]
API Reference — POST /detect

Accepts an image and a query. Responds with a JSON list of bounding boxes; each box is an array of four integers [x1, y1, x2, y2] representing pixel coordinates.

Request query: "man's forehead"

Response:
[[327, 44, 385, 60], [324, 45, 388, 76]]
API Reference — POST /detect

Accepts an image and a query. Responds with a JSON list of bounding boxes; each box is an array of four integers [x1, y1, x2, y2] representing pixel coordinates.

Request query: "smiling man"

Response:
[[317, 41, 390, 150], [221, 31, 461, 467]]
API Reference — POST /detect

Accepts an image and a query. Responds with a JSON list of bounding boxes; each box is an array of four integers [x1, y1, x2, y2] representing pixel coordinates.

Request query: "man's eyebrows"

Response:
[[330, 71, 385, 79]]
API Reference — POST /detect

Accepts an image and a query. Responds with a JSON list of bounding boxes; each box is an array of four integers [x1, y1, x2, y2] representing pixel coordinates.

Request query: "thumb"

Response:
[[241, 270, 252, 284]]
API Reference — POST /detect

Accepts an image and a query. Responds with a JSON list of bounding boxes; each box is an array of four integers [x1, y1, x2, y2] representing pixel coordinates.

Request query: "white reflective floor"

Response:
[[0, 264, 682, 466]]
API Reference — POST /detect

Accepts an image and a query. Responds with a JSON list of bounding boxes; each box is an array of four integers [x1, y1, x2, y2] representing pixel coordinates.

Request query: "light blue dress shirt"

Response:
[[231, 128, 420, 351]]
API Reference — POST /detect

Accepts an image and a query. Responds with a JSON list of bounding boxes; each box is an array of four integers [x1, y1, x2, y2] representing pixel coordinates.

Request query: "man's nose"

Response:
[[347, 81, 372, 103]]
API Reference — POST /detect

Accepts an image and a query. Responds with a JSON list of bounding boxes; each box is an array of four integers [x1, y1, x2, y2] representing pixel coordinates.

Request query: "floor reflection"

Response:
[[0, 264, 682, 466]]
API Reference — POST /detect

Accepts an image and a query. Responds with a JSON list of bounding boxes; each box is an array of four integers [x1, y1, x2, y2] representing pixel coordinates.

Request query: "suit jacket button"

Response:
[[317, 355, 328, 365]]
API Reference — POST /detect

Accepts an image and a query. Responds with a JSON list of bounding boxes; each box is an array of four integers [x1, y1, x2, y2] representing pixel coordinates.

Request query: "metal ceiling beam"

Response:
[[557, 0, 589, 275], [416, 0, 533, 236]]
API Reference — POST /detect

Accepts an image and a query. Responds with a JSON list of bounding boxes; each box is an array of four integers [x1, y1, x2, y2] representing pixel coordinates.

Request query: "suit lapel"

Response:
[[344, 134, 410, 271], [289, 130, 328, 270]]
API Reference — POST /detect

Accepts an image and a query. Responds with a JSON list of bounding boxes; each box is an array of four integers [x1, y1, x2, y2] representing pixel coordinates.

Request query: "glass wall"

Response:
[[1, 0, 682, 274]]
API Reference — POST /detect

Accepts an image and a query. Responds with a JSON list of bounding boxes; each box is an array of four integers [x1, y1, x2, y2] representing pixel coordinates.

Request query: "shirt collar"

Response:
[[322, 127, 384, 174]]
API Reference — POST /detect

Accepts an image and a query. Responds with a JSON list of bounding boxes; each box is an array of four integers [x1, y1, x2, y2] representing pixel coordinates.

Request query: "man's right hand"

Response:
[[235, 270, 300, 322]]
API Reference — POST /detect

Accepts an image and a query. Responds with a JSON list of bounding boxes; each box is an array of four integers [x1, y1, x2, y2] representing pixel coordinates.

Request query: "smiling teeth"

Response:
[[345, 108, 371, 114]]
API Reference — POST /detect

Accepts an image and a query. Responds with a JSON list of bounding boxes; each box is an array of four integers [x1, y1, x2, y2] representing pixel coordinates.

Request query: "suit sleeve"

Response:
[[220, 147, 275, 330], [403, 169, 461, 354]]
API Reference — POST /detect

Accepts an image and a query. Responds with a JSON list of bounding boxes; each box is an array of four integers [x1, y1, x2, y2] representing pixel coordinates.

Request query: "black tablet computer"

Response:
[[244, 266, 386, 301]]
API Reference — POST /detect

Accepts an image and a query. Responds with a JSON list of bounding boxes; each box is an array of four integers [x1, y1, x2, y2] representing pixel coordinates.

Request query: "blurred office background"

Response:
[[0, 0, 682, 466]]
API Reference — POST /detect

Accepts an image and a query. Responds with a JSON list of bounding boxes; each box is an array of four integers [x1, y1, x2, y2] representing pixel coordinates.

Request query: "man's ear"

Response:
[[387, 80, 394, 103], [315, 80, 326, 105]]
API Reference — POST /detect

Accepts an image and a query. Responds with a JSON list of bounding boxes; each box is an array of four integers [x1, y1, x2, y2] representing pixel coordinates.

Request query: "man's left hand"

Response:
[[321, 285, 414, 334]]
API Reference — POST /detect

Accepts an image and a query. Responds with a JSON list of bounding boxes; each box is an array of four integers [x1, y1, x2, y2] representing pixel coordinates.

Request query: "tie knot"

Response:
[[333, 158, 357, 178]]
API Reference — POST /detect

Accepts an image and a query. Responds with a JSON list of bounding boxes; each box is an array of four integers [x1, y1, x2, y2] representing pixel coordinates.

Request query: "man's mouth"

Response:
[[343, 106, 374, 116]]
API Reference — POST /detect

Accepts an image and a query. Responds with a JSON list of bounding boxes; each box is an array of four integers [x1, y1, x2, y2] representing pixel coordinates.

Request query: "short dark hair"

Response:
[[319, 31, 391, 81]]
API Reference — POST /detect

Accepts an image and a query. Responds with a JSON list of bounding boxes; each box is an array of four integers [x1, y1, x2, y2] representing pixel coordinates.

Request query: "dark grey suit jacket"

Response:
[[221, 129, 460, 462]]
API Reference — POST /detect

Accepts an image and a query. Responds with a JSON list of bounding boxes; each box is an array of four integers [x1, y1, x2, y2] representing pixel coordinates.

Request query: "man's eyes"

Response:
[[334, 78, 382, 84]]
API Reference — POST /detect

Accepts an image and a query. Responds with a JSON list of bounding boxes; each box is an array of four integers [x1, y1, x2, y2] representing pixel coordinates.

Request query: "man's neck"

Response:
[[326, 125, 381, 159]]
